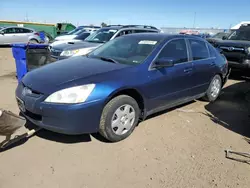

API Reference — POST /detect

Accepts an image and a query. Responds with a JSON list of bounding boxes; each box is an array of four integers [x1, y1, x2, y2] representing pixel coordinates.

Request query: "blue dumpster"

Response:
[[12, 44, 50, 82]]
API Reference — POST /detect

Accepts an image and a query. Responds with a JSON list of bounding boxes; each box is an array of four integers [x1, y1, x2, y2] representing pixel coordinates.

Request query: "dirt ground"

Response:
[[0, 48, 249, 188]]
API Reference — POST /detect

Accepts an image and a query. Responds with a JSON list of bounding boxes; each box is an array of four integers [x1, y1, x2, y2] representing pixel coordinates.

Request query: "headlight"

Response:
[[72, 47, 96, 56], [60, 49, 80, 56], [45, 84, 95, 104]]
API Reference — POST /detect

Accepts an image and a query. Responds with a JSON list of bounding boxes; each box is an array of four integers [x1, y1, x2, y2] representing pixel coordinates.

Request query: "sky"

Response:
[[1, 0, 250, 29]]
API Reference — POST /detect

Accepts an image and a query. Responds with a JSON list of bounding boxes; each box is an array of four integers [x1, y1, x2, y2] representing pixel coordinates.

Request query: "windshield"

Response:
[[212, 32, 228, 39], [84, 28, 118, 43], [67, 27, 84, 35], [227, 29, 250, 41], [88, 35, 161, 65], [75, 32, 90, 40]]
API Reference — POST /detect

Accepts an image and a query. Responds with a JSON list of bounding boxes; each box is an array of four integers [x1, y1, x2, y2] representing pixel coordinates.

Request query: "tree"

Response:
[[101, 22, 108, 27]]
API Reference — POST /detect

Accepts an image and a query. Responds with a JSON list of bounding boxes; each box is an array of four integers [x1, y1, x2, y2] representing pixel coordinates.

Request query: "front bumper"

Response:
[[228, 60, 250, 70], [50, 55, 69, 62], [16, 83, 104, 135]]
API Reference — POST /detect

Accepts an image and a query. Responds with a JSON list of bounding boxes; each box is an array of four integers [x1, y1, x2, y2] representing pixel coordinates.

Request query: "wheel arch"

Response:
[[105, 88, 146, 119]]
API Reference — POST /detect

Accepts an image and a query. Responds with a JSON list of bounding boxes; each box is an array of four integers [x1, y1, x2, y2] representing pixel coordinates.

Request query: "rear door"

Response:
[[14, 28, 33, 43], [188, 38, 216, 94]]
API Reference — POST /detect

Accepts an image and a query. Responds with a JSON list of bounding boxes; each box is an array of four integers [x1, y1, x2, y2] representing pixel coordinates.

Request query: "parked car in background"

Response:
[[54, 26, 100, 41], [50, 25, 159, 60], [206, 32, 230, 46], [16, 33, 229, 142], [50, 32, 91, 48], [215, 24, 250, 71], [0, 26, 47, 44]]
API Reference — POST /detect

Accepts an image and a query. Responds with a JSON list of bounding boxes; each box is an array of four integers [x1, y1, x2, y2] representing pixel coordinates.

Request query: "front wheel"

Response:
[[99, 95, 140, 142], [204, 75, 222, 102]]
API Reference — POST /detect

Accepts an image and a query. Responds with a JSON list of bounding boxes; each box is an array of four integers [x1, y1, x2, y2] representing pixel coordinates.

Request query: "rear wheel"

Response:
[[204, 75, 222, 102], [99, 95, 140, 142]]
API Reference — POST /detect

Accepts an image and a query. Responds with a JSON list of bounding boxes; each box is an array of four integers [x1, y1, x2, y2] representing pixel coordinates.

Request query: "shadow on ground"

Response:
[[204, 80, 250, 139], [24, 120, 110, 144]]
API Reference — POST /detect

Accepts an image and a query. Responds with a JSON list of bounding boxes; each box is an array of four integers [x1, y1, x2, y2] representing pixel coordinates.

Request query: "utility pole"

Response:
[[193, 12, 196, 28]]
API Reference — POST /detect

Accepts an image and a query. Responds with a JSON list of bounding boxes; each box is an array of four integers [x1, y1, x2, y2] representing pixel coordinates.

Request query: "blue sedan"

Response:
[[16, 33, 229, 142]]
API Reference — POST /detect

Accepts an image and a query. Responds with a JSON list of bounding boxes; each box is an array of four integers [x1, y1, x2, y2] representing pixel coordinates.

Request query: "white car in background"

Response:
[[53, 26, 99, 42], [0, 26, 48, 44], [50, 32, 91, 48]]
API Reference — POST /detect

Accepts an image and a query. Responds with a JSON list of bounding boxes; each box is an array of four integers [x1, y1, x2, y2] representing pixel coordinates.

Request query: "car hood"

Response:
[[22, 56, 130, 94], [50, 39, 82, 47], [52, 41, 101, 51], [55, 35, 77, 40], [216, 40, 250, 48]]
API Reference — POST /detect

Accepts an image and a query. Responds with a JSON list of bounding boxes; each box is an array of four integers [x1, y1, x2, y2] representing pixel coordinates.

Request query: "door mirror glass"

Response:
[[154, 57, 174, 68], [0, 31, 4, 35]]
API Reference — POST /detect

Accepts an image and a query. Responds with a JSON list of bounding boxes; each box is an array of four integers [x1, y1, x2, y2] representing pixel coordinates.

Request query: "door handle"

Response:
[[184, 68, 193, 73]]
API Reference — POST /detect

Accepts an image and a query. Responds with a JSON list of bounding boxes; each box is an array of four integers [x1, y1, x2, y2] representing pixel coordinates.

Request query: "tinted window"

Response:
[[75, 32, 90, 40], [189, 39, 209, 60], [116, 30, 133, 37], [208, 44, 216, 57], [133, 30, 157, 33], [158, 39, 188, 64], [4, 28, 16, 34], [15, 28, 33, 33], [228, 28, 250, 41]]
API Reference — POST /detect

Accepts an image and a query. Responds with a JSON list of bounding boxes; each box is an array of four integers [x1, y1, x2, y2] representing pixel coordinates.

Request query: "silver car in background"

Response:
[[0, 26, 48, 45]]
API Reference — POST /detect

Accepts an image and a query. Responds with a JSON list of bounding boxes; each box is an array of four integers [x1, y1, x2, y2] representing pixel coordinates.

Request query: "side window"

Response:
[[4, 28, 16, 34], [158, 39, 188, 64], [116, 30, 133, 37], [132, 30, 157, 33], [189, 39, 209, 60], [21, 28, 33, 33], [15, 28, 24, 33], [208, 43, 216, 57]]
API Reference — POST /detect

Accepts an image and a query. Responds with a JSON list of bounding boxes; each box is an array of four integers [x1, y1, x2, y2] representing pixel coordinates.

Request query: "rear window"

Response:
[[189, 39, 209, 60], [208, 44, 216, 57]]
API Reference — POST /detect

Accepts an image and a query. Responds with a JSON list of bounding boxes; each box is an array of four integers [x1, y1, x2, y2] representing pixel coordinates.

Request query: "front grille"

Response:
[[220, 46, 245, 52], [219, 46, 247, 64]]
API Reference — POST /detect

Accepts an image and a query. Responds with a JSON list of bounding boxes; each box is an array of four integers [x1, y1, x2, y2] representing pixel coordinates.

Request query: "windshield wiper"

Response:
[[98, 56, 119, 64], [85, 40, 104, 43]]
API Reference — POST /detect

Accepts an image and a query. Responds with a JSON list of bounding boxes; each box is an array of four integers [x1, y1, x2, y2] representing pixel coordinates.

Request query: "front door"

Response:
[[144, 38, 195, 113], [0, 28, 16, 44], [188, 39, 216, 94]]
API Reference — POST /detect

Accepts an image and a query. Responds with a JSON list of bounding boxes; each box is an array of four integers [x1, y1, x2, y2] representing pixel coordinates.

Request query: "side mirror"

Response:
[[222, 36, 227, 40], [0, 31, 4, 35], [153, 57, 174, 68]]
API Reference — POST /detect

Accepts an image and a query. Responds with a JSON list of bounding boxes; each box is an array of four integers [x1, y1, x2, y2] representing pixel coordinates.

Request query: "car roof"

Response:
[[0, 26, 34, 30], [101, 25, 159, 31], [119, 33, 208, 41]]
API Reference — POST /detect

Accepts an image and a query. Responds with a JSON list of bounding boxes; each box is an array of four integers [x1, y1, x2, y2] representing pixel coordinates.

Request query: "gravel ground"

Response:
[[0, 48, 249, 188]]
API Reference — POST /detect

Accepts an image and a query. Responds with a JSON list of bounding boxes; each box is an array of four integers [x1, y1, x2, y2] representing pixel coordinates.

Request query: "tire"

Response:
[[99, 95, 140, 142], [29, 39, 39, 44], [203, 74, 222, 102]]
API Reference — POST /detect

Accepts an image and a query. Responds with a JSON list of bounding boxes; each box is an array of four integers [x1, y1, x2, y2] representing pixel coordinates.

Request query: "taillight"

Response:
[[34, 32, 40, 36]]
